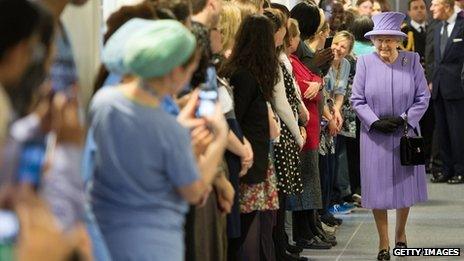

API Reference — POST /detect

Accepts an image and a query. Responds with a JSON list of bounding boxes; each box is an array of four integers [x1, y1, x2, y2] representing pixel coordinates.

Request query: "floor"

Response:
[[299, 176, 464, 261]]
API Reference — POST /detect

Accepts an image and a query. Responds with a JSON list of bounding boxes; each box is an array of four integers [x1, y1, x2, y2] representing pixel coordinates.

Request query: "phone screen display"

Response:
[[0, 211, 19, 244], [196, 89, 218, 117], [17, 141, 45, 186], [324, 37, 334, 49]]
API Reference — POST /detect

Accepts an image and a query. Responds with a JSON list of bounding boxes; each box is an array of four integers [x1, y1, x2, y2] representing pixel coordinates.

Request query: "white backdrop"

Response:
[[271, 0, 305, 10], [61, 0, 144, 106], [62, 1, 101, 106], [102, 0, 145, 24]]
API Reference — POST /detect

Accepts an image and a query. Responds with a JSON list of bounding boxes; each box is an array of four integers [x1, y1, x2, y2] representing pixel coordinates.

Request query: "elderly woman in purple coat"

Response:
[[351, 12, 430, 260]]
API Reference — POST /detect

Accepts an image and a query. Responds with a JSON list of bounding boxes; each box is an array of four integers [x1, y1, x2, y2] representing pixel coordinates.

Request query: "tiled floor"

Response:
[[300, 176, 464, 260]]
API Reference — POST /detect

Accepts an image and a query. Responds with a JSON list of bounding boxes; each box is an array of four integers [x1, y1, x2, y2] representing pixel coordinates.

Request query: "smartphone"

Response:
[[0, 210, 20, 245], [196, 83, 218, 118], [324, 37, 334, 49], [17, 141, 46, 187], [321, 119, 329, 130]]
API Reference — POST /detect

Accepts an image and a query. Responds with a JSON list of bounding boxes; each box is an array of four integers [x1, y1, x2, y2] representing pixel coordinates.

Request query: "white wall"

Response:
[[102, 0, 145, 22], [62, 1, 102, 107], [61, 0, 146, 106], [271, 0, 304, 10]]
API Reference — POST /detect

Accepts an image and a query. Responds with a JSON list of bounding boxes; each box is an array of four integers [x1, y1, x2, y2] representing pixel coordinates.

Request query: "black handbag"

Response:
[[400, 116, 425, 166]]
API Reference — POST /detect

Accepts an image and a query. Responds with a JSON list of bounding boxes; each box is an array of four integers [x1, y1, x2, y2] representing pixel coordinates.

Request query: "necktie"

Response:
[[419, 26, 424, 34], [440, 21, 449, 57]]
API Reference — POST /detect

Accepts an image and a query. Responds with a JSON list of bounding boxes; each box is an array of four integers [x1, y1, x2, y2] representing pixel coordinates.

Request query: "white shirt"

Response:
[[410, 20, 427, 33], [455, 5, 462, 14], [440, 11, 457, 36], [218, 85, 234, 114]]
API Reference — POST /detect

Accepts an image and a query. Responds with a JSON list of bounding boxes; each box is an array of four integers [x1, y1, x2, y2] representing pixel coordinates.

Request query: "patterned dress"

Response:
[[340, 56, 357, 138], [273, 64, 303, 195], [239, 152, 279, 214]]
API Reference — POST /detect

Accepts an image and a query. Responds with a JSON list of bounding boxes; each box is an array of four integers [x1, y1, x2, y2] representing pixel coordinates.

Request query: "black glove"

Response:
[[381, 116, 405, 127], [371, 119, 399, 133]]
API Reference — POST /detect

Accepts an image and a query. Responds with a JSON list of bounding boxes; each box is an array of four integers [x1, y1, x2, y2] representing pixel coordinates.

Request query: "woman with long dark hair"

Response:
[[264, 7, 311, 260], [221, 14, 280, 260]]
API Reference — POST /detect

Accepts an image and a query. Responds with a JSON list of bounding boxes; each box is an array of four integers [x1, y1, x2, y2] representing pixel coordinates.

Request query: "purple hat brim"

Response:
[[364, 30, 407, 39]]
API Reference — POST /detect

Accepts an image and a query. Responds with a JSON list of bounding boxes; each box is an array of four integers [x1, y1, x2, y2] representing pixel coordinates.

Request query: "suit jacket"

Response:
[[425, 20, 438, 83], [402, 22, 427, 63], [432, 14, 464, 100]]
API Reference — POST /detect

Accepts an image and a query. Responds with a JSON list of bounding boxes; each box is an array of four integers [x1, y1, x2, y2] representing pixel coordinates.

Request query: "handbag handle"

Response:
[[403, 114, 420, 137], [403, 115, 409, 136]]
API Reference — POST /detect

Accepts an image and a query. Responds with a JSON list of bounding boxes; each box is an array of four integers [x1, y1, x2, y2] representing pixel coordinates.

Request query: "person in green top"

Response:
[[350, 15, 376, 56]]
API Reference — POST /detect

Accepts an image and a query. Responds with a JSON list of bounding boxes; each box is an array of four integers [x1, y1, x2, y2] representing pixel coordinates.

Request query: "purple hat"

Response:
[[364, 12, 407, 39]]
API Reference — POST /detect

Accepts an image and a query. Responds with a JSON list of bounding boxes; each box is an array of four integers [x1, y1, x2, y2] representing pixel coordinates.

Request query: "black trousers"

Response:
[[430, 125, 442, 171], [273, 193, 289, 258], [292, 209, 317, 242], [230, 211, 276, 261], [319, 151, 337, 216], [434, 93, 464, 176], [345, 118, 361, 195], [259, 211, 276, 261], [345, 137, 361, 196], [420, 101, 435, 165], [420, 100, 443, 171], [185, 206, 196, 261]]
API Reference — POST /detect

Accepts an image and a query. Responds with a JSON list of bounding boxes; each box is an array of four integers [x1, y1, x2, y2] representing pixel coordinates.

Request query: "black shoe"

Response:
[[315, 225, 337, 246], [430, 172, 449, 183], [321, 220, 337, 227], [377, 248, 391, 260], [276, 251, 308, 261], [296, 237, 332, 250], [395, 242, 407, 249], [286, 244, 303, 254], [319, 234, 337, 246], [335, 217, 343, 225], [321, 219, 337, 227], [342, 194, 356, 203], [321, 214, 340, 227], [448, 175, 464, 184]]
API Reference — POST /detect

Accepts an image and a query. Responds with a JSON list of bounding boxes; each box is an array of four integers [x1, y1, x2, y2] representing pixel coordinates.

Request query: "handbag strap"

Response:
[[403, 114, 420, 137], [403, 115, 408, 136]]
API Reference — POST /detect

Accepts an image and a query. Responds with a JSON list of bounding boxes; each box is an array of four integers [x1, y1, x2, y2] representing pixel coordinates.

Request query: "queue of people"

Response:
[[1, 0, 463, 261]]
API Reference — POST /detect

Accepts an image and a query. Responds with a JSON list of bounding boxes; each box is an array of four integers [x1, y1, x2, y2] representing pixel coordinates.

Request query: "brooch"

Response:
[[402, 57, 408, 66]]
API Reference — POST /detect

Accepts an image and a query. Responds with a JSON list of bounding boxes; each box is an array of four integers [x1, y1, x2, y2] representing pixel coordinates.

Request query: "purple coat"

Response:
[[351, 51, 430, 209]]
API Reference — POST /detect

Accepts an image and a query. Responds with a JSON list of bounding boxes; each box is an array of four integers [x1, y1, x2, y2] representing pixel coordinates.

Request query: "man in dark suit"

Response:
[[425, 18, 446, 181], [403, 0, 428, 65], [403, 0, 440, 174], [430, 0, 464, 184]]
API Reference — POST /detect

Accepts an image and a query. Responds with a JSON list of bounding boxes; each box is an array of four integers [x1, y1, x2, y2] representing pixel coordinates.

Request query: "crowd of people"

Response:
[[0, 0, 463, 260]]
